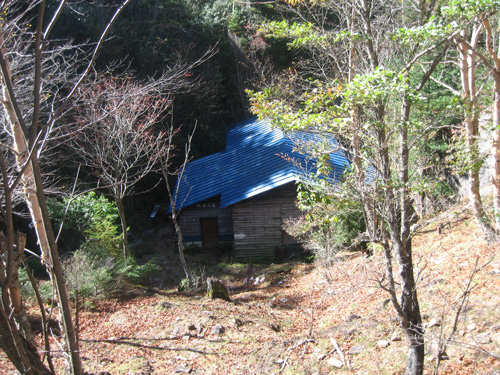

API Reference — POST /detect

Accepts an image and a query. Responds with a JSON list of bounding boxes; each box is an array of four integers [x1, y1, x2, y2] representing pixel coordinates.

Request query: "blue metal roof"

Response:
[[171, 117, 349, 211]]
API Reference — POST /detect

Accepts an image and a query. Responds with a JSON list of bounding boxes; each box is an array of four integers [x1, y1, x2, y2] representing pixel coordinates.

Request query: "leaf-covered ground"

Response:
[[1, 206, 500, 374]]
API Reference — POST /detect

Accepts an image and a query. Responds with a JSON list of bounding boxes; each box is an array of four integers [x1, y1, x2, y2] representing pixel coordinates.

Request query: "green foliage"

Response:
[[194, 0, 253, 33], [62, 249, 116, 298], [284, 183, 365, 265], [49, 192, 159, 298], [228, 7, 251, 34], [264, 20, 319, 46], [118, 257, 161, 285], [249, 68, 410, 134], [49, 192, 118, 235], [344, 68, 408, 106], [18, 267, 54, 303], [62, 248, 160, 298], [48, 192, 122, 257], [393, 17, 455, 47], [178, 277, 188, 292], [442, 0, 500, 21]]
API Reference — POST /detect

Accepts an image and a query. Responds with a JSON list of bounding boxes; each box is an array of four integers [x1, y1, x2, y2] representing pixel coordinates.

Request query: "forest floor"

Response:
[[1, 204, 500, 374]]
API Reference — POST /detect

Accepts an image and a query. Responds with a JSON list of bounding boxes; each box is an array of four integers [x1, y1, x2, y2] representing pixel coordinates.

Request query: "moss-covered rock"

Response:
[[206, 277, 231, 302]]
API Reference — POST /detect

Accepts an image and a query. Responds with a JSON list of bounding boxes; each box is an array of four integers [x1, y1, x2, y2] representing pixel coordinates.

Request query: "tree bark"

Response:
[[406, 340, 425, 375], [171, 204, 190, 282], [31, 156, 83, 374], [399, 90, 425, 375], [115, 196, 129, 259], [0, 24, 82, 375], [7, 110, 82, 375], [484, 18, 500, 234], [458, 28, 497, 242], [0, 152, 51, 375], [0, 307, 51, 375], [163, 126, 194, 284], [380, 90, 424, 375], [493, 72, 500, 232]]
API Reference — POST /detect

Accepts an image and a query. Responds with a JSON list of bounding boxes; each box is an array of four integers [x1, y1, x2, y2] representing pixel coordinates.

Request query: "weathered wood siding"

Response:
[[232, 183, 301, 258], [178, 196, 233, 246]]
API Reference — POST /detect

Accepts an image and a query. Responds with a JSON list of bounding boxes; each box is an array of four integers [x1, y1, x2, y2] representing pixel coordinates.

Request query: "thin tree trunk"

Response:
[[0, 147, 51, 374], [459, 29, 497, 242], [31, 156, 82, 375], [6, 96, 82, 375], [381, 94, 424, 375], [172, 210, 190, 281], [399, 90, 424, 375], [493, 75, 500, 232], [166, 181, 190, 281], [482, 17, 500, 235], [115, 196, 129, 259], [358, 2, 425, 366], [162, 125, 195, 283], [0, 37, 82, 375], [396, 237, 425, 375]]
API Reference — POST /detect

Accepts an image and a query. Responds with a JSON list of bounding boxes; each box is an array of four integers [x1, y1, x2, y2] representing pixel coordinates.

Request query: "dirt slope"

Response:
[[1, 207, 500, 374]]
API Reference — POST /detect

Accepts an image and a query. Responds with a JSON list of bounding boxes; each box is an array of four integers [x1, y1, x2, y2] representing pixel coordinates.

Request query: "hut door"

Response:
[[200, 217, 219, 248]]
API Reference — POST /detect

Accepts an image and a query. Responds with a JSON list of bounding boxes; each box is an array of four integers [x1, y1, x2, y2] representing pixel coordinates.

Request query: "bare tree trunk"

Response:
[[0, 28, 82, 375], [171, 208, 190, 281], [162, 125, 196, 283], [10, 126, 82, 375], [31, 156, 82, 374], [165, 170, 190, 281], [115, 196, 129, 259], [378, 92, 424, 375], [406, 342, 425, 375], [493, 74, 500, 232], [458, 28, 497, 242], [484, 18, 500, 234], [399, 91, 425, 375], [0, 149, 51, 374]]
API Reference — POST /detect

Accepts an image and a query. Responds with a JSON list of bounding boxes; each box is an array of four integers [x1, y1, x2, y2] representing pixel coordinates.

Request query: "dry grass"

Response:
[[1, 206, 500, 374]]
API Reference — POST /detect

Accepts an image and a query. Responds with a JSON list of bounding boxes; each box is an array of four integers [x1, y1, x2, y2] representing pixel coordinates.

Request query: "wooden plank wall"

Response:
[[178, 196, 233, 245], [232, 183, 301, 258]]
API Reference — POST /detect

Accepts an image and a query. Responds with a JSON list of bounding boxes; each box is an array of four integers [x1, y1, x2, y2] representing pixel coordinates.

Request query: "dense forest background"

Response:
[[41, 0, 309, 214], [47, 0, 287, 153]]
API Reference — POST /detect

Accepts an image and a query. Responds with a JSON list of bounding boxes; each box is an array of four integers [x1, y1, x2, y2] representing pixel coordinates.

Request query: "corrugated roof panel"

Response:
[[170, 117, 349, 212]]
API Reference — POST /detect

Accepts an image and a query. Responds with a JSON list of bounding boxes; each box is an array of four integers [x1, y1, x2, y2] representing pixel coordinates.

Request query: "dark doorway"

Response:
[[200, 217, 219, 248]]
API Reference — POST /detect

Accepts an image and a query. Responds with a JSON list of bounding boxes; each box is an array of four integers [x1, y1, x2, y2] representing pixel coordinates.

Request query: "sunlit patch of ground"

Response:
[[1, 206, 499, 374]]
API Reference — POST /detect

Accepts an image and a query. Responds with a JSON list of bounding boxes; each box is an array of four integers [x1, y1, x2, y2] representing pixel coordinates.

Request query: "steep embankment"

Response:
[[0, 206, 499, 374]]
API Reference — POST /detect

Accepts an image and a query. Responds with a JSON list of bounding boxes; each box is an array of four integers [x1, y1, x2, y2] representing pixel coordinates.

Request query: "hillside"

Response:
[[1, 205, 499, 374]]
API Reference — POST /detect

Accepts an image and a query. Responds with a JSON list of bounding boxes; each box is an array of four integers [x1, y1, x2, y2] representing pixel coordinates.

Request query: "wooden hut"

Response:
[[170, 117, 348, 259]]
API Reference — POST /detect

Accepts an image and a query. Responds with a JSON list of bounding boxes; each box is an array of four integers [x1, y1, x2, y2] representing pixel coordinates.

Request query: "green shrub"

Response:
[[50, 192, 159, 298], [18, 267, 55, 303], [284, 182, 365, 266], [62, 249, 116, 298], [62, 248, 160, 298], [116, 257, 161, 285], [48, 192, 122, 257]]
